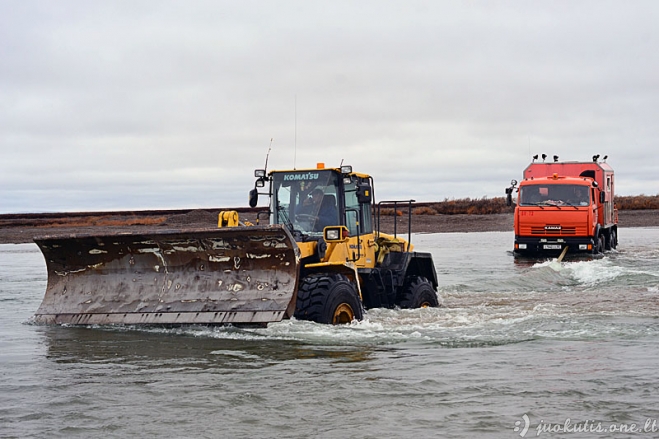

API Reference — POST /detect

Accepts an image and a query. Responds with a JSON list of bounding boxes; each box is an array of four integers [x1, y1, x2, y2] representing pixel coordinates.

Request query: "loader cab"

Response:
[[261, 165, 374, 239], [271, 169, 341, 235]]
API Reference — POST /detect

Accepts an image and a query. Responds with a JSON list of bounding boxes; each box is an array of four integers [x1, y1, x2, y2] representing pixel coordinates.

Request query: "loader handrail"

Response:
[[345, 207, 362, 261], [376, 200, 415, 252]]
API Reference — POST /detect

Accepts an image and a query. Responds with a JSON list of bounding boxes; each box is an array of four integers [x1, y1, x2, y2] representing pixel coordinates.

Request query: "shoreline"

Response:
[[1, 209, 657, 245]]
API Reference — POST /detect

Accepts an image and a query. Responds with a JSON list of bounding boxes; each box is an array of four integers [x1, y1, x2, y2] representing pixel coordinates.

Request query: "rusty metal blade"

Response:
[[33, 225, 300, 325]]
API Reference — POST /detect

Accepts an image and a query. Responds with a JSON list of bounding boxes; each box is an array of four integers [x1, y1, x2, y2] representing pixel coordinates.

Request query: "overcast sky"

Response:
[[1, 0, 657, 213]]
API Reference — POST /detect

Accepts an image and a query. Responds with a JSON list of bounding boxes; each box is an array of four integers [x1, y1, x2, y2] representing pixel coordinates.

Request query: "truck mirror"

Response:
[[356, 183, 372, 204], [248, 188, 258, 207], [505, 186, 515, 207]]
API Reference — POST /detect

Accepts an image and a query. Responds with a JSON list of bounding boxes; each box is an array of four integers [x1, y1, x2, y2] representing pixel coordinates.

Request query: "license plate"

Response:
[[543, 244, 562, 250]]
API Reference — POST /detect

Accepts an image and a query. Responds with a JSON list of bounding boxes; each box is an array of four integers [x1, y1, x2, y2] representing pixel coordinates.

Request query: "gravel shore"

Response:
[[0, 209, 657, 244]]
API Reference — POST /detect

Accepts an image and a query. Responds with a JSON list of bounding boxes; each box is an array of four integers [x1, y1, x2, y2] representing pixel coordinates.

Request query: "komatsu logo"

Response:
[[283, 172, 320, 181]]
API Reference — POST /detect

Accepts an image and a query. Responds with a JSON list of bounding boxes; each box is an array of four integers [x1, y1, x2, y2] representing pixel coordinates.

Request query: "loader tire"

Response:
[[398, 276, 439, 309], [294, 273, 363, 324]]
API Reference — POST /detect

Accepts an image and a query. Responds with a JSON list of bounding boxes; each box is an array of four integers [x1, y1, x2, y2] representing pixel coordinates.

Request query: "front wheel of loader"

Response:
[[294, 273, 364, 324], [398, 276, 439, 309]]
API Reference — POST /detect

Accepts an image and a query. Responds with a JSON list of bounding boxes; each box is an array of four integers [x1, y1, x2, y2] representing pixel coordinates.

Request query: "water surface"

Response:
[[1, 228, 659, 438]]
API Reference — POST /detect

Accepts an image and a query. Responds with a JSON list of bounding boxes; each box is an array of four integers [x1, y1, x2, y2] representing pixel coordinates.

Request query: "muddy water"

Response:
[[1, 228, 659, 438]]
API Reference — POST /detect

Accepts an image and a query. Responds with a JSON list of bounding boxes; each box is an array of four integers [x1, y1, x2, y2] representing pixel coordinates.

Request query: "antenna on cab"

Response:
[[264, 138, 273, 173], [294, 95, 297, 170]]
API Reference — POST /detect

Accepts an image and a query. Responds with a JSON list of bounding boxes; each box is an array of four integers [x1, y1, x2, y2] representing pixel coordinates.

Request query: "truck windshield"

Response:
[[520, 184, 590, 207], [271, 170, 340, 235]]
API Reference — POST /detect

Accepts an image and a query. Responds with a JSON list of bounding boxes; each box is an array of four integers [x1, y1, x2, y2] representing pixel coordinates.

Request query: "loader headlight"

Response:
[[324, 226, 349, 243], [340, 165, 352, 174], [326, 229, 340, 240], [254, 169, 266, 178]]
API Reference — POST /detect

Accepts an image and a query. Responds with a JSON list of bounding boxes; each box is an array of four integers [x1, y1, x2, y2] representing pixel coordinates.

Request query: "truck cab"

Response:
[[507, 159, 618, 257]]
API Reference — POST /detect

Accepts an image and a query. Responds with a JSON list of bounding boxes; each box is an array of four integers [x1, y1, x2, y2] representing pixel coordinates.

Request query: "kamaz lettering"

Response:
[[283, 173, 320, 181]]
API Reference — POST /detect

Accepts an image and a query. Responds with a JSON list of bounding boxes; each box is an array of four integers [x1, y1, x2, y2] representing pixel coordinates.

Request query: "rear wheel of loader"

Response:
[[294, 273, 363, 324], [398, 276, 439, 309]]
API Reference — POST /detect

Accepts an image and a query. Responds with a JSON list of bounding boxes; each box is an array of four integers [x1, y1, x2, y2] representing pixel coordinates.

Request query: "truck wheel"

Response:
[[604, 231, 614, 251], [294, 273, 363, 324], [398, 276, 439, 309]]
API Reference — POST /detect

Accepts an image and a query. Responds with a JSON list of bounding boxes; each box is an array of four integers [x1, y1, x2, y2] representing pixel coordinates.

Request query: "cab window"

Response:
[[344, 178, 373, 235]]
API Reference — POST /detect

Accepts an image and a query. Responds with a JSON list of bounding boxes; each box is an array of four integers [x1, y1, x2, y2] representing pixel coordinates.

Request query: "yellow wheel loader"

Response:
[[33, 163, 439, 326]]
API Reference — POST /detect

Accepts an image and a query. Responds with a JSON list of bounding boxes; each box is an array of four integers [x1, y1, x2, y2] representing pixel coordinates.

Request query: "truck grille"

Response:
[[531, 226, 577, 235]]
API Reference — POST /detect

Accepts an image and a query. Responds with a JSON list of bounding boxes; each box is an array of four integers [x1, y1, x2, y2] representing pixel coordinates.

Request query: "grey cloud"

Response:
[[1, 0, 658, 213]]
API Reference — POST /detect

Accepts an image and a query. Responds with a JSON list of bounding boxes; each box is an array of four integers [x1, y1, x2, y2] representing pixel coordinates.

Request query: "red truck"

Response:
[[506, 155, 618, 257]]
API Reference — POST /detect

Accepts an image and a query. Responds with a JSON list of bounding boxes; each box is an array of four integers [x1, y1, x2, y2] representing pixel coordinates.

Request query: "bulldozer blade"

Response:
[[33, 225, 300, 325]]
